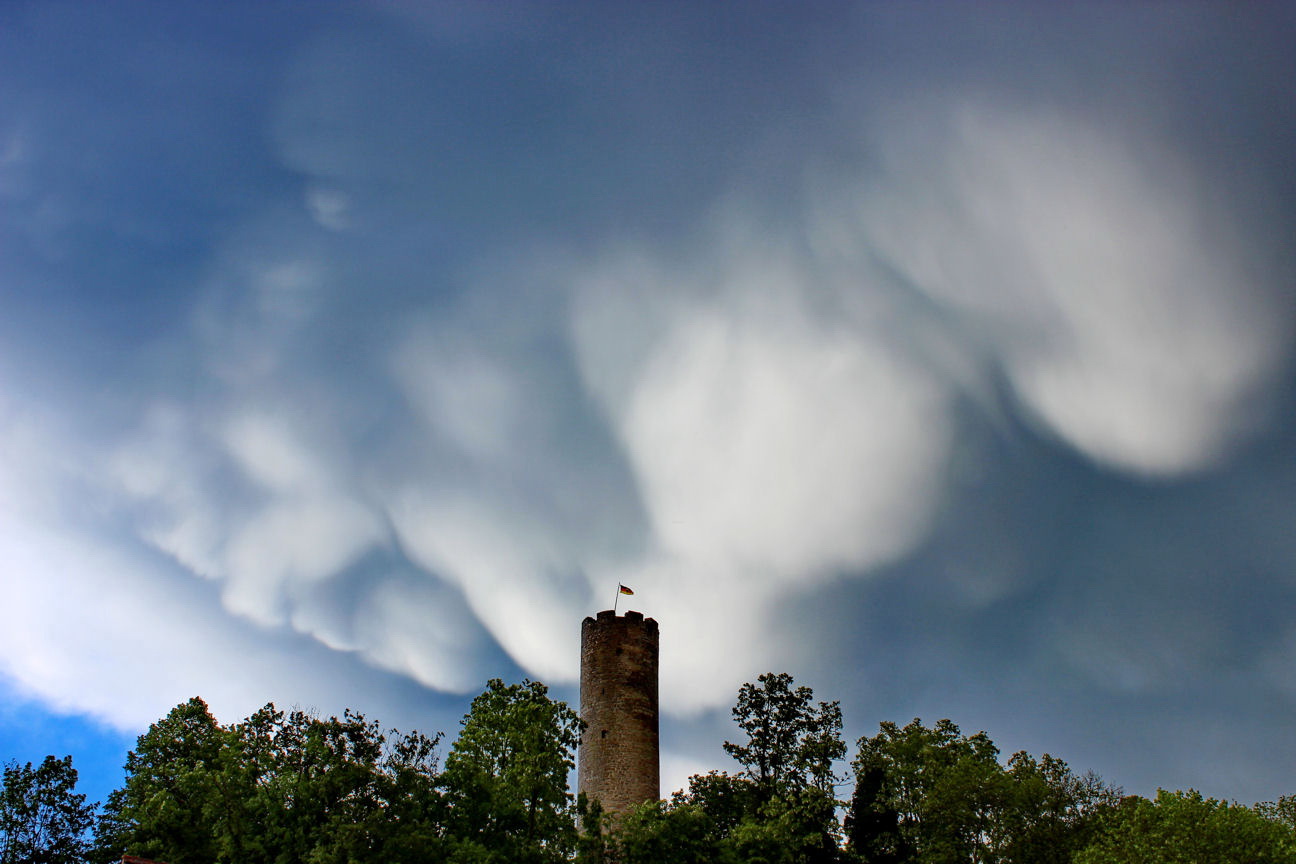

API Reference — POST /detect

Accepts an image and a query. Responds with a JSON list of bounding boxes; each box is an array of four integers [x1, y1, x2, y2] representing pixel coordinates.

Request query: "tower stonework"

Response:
[[578, 609, 660, 819]]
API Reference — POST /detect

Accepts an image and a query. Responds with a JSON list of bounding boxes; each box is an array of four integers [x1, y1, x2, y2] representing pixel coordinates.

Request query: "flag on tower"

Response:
[[619, 584, 635, 595]]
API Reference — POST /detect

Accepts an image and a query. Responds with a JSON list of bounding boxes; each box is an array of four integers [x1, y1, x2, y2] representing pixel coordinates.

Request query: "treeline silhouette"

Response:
[[3, 673, 1294, 863]]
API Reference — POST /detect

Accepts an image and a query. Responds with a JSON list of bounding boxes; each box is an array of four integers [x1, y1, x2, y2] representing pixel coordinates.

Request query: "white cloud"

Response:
[[386, 488, 585, 684], [353, 574, 493, 694], [108, 403, 227, 580], [850, 100, 1289, 476], [660, 750, 712, 799], [306, 186, 350, 231], [222, 494, 383, 625], [223, 410, 326, 495], [2, 44, 1291, 746], [623, 297, 946, 577], [570, 239, 953, 711], [393, 338, 527, 465], [0, 401, 391, 731]]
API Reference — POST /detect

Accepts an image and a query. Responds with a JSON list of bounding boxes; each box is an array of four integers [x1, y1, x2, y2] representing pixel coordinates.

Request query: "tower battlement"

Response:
[[577, 609, 660, 819]]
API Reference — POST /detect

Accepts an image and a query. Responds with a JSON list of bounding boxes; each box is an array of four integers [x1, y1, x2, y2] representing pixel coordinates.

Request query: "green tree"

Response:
[[725, 673, 845, 797], [96, 697, 446, 864], [217, 702, 282, 863], [226, 704, 445, 864], [844, 752, 907, 864], [680, 771, 758, 843], [846, 718, 1114, 864], [96, 696, 228, 864], [574, 794, 611, 864], [368, 724, 446, 863], [608, 772, 758, 864], [441, 679, 583, 864], [1, 755, 96, 864], [255, 707, 391, 864], [728, 786, 844, 864], [1259, 795, 1296, 831], [649, 673, 846, 864], [1075, 789, 1296, 864], [997, 752, 1116, 864], [848, 719, 1001, 864], [614, 798, 733, 864], [726, 673, 845, 861]]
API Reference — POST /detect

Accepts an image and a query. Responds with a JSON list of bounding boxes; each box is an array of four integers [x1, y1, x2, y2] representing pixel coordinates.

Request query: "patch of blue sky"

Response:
[[0, 676, 134, 809]]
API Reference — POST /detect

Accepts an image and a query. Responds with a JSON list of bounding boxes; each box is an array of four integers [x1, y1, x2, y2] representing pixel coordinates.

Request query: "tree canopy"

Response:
[[442, 678, 583, 864], [1074, 789, 1296, 864], [5, 671, 1295, 864], [1, 755, 96, 864], [846, 718, 1120, 864], [606, 672, 845, 864]]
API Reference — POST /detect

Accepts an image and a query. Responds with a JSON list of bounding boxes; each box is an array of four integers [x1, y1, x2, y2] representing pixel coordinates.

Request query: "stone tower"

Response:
[[578, 609, 660, 819]]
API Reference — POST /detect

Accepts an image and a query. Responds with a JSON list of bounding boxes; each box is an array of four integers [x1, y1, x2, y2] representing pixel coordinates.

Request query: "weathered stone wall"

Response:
[[577, 609, 660, 819]]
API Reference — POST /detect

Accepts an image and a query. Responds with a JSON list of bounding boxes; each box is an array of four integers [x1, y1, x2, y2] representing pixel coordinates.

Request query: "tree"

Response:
[[608, 772, 758, 864], [847, 719, 1000, 864], [724, 673, 845, 797], [1074, 789, 1296, 864], [648, 672, 848, 864], [254, 707, 391, 864], [367, 723, 446, 863], [241, 704, 444, 864], [96, 696, 229, 864], [844, 752, 907, 864], [440, 678, 583, 863], [1258, 795, 1296, 831], [678, 771, 759, 843], [846, 718, 1116, 864], [96, 697, 446, 864], [613, 798, 733, 864], [997, 752, 1117, 864], [0, 755, 96, 864]]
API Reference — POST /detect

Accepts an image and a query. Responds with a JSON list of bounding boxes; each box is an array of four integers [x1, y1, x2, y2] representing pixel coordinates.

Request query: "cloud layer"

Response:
[[1, 2, 1293, 802]]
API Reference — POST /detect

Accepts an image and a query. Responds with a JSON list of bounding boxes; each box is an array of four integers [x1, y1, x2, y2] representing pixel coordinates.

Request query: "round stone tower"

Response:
[[578, 609, 660, 819]]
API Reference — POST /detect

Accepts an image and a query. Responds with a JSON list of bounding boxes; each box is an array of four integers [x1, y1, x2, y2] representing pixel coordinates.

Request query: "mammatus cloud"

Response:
[[0, 395, 398, 729], [92, 87, 1291, 717], [569, 240, 954, 709], [4, 94, 1291, 728], [1, 6, 1293, 808], [845, 101, 1289, 476]]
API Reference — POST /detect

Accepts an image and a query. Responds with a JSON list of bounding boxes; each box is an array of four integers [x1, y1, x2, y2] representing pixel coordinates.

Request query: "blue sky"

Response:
[[2, 2, 1295, 809]]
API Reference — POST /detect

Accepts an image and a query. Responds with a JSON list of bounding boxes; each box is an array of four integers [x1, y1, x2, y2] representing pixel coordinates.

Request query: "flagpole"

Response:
[[613, 584, 620, 615]]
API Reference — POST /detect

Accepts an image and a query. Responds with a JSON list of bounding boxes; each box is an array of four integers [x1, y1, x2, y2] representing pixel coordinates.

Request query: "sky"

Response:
[[1, 1, 1295, 811]]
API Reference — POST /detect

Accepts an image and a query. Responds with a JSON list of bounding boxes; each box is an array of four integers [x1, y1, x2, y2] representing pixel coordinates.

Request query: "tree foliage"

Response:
[[7, 671, 1293, 864], [97, 695, 442, 864], [1259, 795, 1296, 831], [1074, 789, 1296, 864], [95, 696, 228, 864], [725, 673, 846, 796], [93, 682, 582, 864], [1, 755, 96, 864], [442, 678, 583, 864], [845, 718, 1119, 864], [605, 672, 848, 864], [612, 797, 731, 864]]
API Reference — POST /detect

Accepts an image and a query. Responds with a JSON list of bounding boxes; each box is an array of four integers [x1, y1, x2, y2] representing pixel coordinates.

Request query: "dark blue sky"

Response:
[[1, 2, 1294, 808]]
